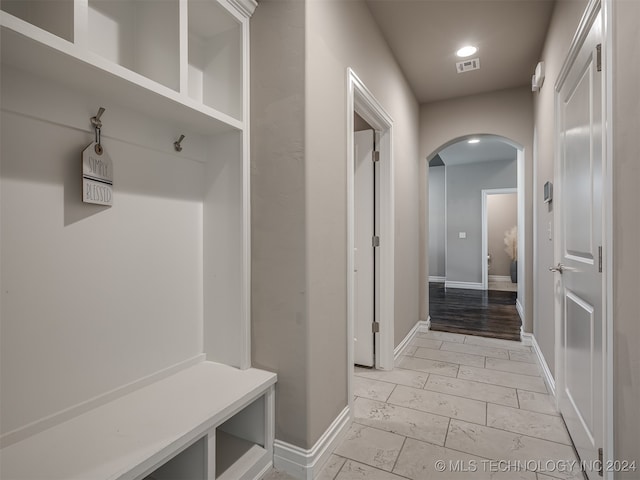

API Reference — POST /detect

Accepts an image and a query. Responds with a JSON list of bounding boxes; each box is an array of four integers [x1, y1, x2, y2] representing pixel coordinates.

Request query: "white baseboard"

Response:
[[394, 320, 429, 360], [515, 299, 525, 323], [428, 276, 445, 283], [488, 275, 512, 282], [445, 281, 484, 290], [522, 333, 556, 398], [273, 406, 351, 480], [422, 316, 431, 332]]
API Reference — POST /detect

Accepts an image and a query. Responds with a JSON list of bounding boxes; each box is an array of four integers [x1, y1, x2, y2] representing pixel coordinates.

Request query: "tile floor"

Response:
[[264, 330, 584, 480]]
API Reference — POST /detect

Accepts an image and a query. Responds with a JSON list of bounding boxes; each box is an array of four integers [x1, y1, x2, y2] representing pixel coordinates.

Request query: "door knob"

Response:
[[549, 263, 565, 273]]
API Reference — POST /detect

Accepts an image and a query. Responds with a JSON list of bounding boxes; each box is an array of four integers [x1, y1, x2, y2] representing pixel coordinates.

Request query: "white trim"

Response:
[[555, 0, 602, 90], [423, 316, 431, 331], [240, 0, 252, 371], [481, 188, 517, 290], [225, 0, 258, 18], [523, 333, 556, 398], [347, 68, 395, 382], [515, 298, 525, 324], [273, 407, 351, 480], [602, 0, 614, 473], [488, 275, 512, 282], [428, 276, 445, 283], [516, 148, 526, 331], [444, 281, 484, 290], [393, 320, 429, 360], [0, 354, 205, 448]]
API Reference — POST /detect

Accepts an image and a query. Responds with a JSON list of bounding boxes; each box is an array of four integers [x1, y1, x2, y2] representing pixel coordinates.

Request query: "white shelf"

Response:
[[0, 8, 244, 135], [0, 362, 276, 480]]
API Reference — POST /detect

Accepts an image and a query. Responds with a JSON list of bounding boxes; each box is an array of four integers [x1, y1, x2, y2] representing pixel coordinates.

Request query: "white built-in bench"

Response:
[[0, 362, 277, 480]]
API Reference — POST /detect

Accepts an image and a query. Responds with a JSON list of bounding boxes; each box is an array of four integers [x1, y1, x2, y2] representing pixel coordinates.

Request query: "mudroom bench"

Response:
[[0, 362, 276, 480]]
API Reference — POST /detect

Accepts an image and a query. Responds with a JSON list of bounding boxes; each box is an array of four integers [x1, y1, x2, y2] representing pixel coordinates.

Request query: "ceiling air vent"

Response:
[[456, 57, 480, 73]]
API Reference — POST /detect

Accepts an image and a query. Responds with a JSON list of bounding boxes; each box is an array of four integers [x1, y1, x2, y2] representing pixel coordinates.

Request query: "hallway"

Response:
[[266, 330, 583, 480], [428, 284, 522, 341]]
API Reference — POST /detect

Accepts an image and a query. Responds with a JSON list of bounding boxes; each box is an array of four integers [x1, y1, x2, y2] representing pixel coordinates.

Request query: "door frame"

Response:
[[553, 0, 613, 474], [346, 68, 395, 390], [481, 188, 517, 290]]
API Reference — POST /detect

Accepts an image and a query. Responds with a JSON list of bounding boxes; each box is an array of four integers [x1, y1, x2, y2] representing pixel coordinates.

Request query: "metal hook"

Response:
[[91, 107, 106, 129], [174, 134, 185, 152], [90, 107, 105, 155]]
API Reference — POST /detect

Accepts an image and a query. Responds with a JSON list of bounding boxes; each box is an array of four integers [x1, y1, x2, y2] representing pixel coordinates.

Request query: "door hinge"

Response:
[[598, 447, 603, 476], [372, 322, 380, 333], [372, 151, 380, 163], [596, 43, 602, 72], [372, 236, 380, 247], [598, 245, 603, 273]]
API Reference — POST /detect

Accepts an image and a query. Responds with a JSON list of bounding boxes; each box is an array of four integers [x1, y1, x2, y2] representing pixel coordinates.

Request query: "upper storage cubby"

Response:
[[1, 0, 74, 42], [87, 0, 180, 91], [188, 0, 242, 120], [0, 0, 253, 133]]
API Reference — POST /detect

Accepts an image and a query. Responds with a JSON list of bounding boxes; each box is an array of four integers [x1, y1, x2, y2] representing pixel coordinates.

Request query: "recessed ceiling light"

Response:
[[468, 139, 480, 144], [457, 45, 478, 58]]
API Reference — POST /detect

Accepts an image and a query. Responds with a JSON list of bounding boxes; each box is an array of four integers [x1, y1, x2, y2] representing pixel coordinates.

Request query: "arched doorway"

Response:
[[426, 134, 525, 339]]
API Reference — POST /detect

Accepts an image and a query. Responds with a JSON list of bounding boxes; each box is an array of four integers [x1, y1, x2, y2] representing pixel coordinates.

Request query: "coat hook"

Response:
[[174, 134, 185, 152], [91, 107, 106, 129]]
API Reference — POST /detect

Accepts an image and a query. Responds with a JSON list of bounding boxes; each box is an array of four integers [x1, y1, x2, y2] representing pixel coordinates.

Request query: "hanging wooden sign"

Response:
[[82, 142, 113, 206]]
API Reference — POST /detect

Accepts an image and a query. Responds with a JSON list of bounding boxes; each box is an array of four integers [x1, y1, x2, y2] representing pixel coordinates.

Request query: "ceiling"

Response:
[[435, 135, 517, 166], [365, 0, 555, 104]]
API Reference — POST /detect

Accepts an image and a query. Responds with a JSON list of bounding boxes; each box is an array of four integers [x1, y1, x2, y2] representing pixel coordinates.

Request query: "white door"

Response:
[[555, 12, 603, 478], [354, 130, 375, 367]]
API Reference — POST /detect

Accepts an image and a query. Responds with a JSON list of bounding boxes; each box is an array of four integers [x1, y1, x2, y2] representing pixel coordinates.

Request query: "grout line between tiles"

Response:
[[351, 418, 448, 446], [343, 459, 414, 480], [390, 436, 408, 473], [479, 365, 543, 378], [449, 417, 576, 448], [329, 455, 347, 480], [354, 372, 428, 390]]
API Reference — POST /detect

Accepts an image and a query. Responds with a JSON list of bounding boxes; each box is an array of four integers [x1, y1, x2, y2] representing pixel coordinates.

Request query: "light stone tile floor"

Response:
[[264, 331, 585, 480]]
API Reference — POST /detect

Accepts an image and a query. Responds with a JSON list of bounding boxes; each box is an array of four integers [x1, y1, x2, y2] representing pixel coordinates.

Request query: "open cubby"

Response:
[[88, 0, 180, 91], [216, 395, 267, 479], [188, 0, 242, 120], [1, 0, 73, 41], [144, 437, 207, 480]]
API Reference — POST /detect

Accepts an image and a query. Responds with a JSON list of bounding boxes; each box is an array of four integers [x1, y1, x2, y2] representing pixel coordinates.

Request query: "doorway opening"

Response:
[[346, 69, 395, 406], [482, 188, 518, 292], [427, 134, 525, 340]]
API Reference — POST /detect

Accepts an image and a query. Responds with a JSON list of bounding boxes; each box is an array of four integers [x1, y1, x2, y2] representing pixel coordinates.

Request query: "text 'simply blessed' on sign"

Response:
[[82, 142, 113, 206]]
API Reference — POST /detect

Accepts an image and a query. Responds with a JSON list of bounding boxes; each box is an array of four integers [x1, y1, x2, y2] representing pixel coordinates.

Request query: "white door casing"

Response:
[[354, 129, 375, 367], [481, 188, 517, 290], [554, 9, 604, 479], [346, 68, 395, 421]]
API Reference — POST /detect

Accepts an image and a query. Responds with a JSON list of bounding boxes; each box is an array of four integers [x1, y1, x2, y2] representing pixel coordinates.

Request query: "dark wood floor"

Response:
[[428, 283, 522, 341]]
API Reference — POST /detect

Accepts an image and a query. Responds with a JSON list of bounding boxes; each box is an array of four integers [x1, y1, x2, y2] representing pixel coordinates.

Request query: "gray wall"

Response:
[[488, 193, 518, 277], [446, 160, 517, 283], [532, 0, 585, 378], [251, 0, 309, 448], [428, 166, 446, 278], [420, 87, 534, 331], [251, 0, 421, 449]]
